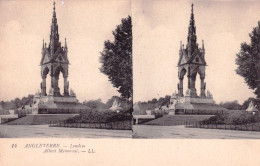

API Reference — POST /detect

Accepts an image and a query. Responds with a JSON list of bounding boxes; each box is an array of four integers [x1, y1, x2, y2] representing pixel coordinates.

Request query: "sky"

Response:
[[132, 0, 259, 104], [0, 0, 259, 105], [0, 0, 131, 103]]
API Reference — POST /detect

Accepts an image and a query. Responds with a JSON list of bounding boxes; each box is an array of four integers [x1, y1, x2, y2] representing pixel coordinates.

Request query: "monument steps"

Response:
[[6, 114, 78, 125], [143, 115, 214, 126]]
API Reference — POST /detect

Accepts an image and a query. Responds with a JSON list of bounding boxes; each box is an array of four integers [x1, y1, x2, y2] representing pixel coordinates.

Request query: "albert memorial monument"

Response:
[[169, 4, 227, 115], [30, 2, 89, 114]]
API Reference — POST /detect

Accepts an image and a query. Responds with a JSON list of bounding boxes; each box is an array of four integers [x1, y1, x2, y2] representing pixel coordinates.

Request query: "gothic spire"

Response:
[[189, 4, 196, 35], [187, 3, 197, 57], [50, 1, 60, 56], [52, 1, 57, 24]]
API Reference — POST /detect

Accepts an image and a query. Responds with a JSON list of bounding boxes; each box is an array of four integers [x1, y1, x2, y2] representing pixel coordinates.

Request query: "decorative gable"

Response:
[[43, 55, 50, 63], [178, 51, 188, 66], [179, 55, 187, 65], [52, 53, 69, 64], [40, 52, 51, 65], [55, 55, 65, 63], [192, 55, 203, 64]]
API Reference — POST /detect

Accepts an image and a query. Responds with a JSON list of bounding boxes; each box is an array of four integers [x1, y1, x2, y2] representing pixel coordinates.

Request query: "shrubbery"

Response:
[[65, 109, 132, 123], [202, 111, 260, 125]]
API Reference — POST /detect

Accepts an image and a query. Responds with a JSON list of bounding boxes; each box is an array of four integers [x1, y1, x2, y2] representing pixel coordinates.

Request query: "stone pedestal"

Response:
[[168, 110, 175, 115], [63, 77, 69, 96]]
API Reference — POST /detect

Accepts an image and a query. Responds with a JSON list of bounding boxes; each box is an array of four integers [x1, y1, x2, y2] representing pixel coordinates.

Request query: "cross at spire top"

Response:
[[53, 1, 56, 10]]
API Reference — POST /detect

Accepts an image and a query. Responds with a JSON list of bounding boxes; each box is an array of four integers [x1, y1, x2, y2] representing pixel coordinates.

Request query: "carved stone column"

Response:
[[41, 76, 47, 96], [200, 77, 206, 97], [190, 74, 197, 97], [178, 78, 184, 97], [63, 76, 69, 96], [187, 75, 191, 90], [50, 74, 55, 89], [53, 76, 60, 96]]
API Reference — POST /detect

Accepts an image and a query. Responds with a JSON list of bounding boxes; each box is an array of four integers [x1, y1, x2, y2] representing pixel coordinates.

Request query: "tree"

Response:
[[242, 97, 260, 110], [99, 16, 132, 99], [106, 96, 132, 112], [14, 98, 22, 108], [83, 99, 106, 110], [236, 21, 260, 98], [148, 98, 158, 104], [219, 100, 243, 110]]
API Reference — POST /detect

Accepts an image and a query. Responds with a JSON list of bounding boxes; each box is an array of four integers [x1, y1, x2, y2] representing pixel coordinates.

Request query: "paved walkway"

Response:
[[0, 125, 132, 138], [133, 125, 260, 139]]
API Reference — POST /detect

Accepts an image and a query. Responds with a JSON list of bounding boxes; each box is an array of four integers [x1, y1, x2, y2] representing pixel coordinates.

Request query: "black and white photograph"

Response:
[[1, 0, 260, 165], [0, 0, 132, 138], [132, 0, 260, 139]]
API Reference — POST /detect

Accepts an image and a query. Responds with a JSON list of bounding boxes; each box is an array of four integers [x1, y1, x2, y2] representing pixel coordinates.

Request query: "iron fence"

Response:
[[185, 121, 260, 132]]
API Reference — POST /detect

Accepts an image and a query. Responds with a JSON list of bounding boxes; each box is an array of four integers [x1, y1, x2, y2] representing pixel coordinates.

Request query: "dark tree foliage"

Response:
[[236, 21, 260, 98], [99, 16, 132, 99], [202, 112, 260, 125], [0, 94, 34, 110], [66, 110, 132, 123], [242, 97, 260, 110], [134, 95, 171, 111]]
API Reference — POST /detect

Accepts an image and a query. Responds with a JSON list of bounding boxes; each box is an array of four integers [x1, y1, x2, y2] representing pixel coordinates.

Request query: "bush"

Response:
[[202, 111, 260, 125], [65, 109, 132, 123], [202, 113, 225, 124]]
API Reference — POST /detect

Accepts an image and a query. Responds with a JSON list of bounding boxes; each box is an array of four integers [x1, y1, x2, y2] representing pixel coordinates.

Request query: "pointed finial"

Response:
[[202, 40, 204, 49], [52, 1, 56, 18], [65, 38, 67, 47], [64, 38, 68, 52], [180, 41, 182, 50], [42, 39, 45, 49], [190, 3, 194, 21]]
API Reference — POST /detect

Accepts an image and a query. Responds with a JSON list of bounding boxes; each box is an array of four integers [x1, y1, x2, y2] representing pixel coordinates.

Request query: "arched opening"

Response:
[[58, 74, 64, 95], [54, 66, 65, 96], [179, 68, 186, 96], [191, 66, 205, 97]]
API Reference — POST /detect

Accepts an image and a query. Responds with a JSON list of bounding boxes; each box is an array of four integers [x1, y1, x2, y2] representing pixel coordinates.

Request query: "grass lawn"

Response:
[[143, 115, 214, 126]]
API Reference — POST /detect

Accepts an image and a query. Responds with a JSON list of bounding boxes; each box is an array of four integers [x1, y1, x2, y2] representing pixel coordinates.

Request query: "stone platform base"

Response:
[[169, 96, 227, 115], [28, 95, 91, 114]]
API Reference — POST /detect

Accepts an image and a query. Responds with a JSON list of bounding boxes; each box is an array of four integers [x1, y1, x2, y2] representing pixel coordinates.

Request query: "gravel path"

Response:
[[133, 125, 260, 139], [0, 125, 132, 138]]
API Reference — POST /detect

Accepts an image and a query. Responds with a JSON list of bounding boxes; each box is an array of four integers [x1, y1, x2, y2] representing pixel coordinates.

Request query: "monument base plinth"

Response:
[[169, 95, 227, 115], [30, 95, 91, 114]]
